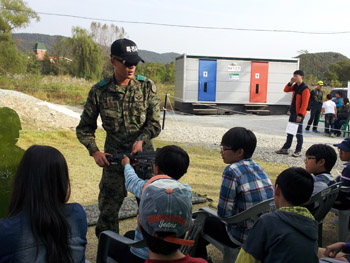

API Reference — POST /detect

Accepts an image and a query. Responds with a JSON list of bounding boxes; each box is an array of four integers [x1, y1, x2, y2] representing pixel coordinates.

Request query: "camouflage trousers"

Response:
[[95, 147, 154, 238], [95, 163, 125, 237]]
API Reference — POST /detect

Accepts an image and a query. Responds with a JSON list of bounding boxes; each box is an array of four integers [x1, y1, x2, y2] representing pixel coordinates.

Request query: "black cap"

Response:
[[111, 38, 144, 65]]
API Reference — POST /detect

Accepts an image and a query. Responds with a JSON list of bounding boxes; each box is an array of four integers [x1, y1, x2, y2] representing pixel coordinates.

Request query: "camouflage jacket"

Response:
[[76, 75, 161, 155]]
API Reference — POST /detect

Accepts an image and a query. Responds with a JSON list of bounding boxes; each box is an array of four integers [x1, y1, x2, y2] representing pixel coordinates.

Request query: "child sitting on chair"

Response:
[[304, 144, 337, 195], [333, 138, 350, 210], [109, 145, 190, 263], [139, 178, 207, 263], [194, 127, 274, 260], [236, 167, 319, 263]]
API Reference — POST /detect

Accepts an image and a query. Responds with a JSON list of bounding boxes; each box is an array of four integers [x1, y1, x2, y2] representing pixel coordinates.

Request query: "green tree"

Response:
[[327, 60, 350, 82], [303, 74, 317, 86], [298, 52, 348, 80], [163, 62, 175, 83], [0, 0, 38, 74], [68, 27, 103, 80], [40, 53, 55, 75], [0, 33, 26, 73], [324, 71, 338, 82], [135, 62, 175, 84], [51, 36, 71, 75], [0, 0, 39, 33], [26, 52, 40, 74], [102, 55, 113, 78], [329, 79, 343, 87]]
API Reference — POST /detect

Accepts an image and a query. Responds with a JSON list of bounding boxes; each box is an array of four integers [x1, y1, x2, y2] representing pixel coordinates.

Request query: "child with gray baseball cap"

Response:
[[139, 178, 207, 263], [109, 145, 193, 263]]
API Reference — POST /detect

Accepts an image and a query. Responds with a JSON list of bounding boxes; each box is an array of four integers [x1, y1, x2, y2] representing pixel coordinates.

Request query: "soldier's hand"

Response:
[[121, 155, 130, 167], [92, 151, 110, 167], [131, 140, 143, 155]]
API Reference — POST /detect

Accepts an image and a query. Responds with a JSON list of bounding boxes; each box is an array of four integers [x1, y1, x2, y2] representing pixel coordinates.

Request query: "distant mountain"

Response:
[[12, 33, 180, 64], [12, 33, 61, 54], [297, 52, 349, 79], [138, 50, 179, 64]]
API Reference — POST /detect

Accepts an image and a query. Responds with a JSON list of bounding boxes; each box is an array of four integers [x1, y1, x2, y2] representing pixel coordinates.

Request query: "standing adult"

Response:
[[76, 38, 161, 237], [305, 81, 324, 133], [321, 94, 337, 137], [276, 70, 310, 157]]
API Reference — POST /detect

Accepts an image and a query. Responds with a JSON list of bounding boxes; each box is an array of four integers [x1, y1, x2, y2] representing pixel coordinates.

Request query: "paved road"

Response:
[[61, 102, 343, 146]]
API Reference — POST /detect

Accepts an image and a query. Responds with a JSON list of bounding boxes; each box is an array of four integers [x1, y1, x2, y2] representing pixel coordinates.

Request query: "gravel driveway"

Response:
[[0, 88, 345, 175], [158, 111, 345, 173]]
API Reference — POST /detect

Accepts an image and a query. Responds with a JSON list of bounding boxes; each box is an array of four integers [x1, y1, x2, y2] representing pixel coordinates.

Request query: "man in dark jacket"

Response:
[[305, 81, 324, 133], [276, 70, 311, 157]]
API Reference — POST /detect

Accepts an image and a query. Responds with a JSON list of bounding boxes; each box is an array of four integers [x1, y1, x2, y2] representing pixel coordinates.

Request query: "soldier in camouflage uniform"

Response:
[[76, 39, 161, 237]]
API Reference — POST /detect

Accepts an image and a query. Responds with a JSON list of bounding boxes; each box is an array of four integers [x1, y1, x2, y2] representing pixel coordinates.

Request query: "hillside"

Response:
[[138, 50, 179, 64], [12, 33, 180, 64], [297, 52, 349, 79], [11, 33, 349, 78], [13, 33, 60, 54]]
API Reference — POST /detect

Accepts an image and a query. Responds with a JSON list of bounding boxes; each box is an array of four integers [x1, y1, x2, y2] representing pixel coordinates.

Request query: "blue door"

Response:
[[198, 60, 217, 101]]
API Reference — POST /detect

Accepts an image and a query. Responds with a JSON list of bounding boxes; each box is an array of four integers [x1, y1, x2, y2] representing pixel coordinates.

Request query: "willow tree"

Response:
[[0, 0, 39, 34], [69, 27, 103, 80]]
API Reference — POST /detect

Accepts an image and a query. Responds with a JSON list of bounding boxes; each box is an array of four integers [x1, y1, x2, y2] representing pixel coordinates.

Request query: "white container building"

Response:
[[174, 54, 299, 114]]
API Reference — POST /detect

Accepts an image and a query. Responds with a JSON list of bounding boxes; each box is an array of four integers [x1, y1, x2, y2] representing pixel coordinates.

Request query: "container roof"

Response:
[[176, 54, 298, 63]]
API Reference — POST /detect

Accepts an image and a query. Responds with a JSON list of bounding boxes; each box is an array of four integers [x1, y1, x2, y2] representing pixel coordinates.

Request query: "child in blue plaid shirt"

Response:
[[194, 127, 274, 260]]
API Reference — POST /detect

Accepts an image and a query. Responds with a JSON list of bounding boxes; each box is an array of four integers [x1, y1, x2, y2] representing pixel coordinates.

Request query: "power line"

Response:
[[2, 6, 350, 35]]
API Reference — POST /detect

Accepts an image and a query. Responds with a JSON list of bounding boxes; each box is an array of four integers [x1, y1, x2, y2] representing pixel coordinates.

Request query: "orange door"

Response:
[[250, 62, 269, 103]]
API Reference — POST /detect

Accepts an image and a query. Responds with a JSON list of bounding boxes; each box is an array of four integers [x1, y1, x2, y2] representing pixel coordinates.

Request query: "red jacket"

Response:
[[284, 82, 310, 117]]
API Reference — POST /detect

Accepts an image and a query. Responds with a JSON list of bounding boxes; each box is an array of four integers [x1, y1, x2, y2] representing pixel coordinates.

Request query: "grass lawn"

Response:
[[16, 128, 342, 262], [17, 129, 285, 206]]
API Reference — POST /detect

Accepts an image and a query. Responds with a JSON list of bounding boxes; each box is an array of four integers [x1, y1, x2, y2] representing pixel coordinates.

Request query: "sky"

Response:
[[16, 0, 350, 59]]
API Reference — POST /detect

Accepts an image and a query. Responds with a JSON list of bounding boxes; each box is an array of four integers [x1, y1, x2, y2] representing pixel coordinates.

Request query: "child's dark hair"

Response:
[[276, 167, 314, 206], [344, 98, 349, 105], [326, 94, 332, 100], [140, 226, 182, 255], [306, 144, 337, 173], [9, 145, 73, 263], [293, 70, 304, 76], [155, 145, 190, 180], [336, 91, 343, 97], [221, 127, 257, 159]]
